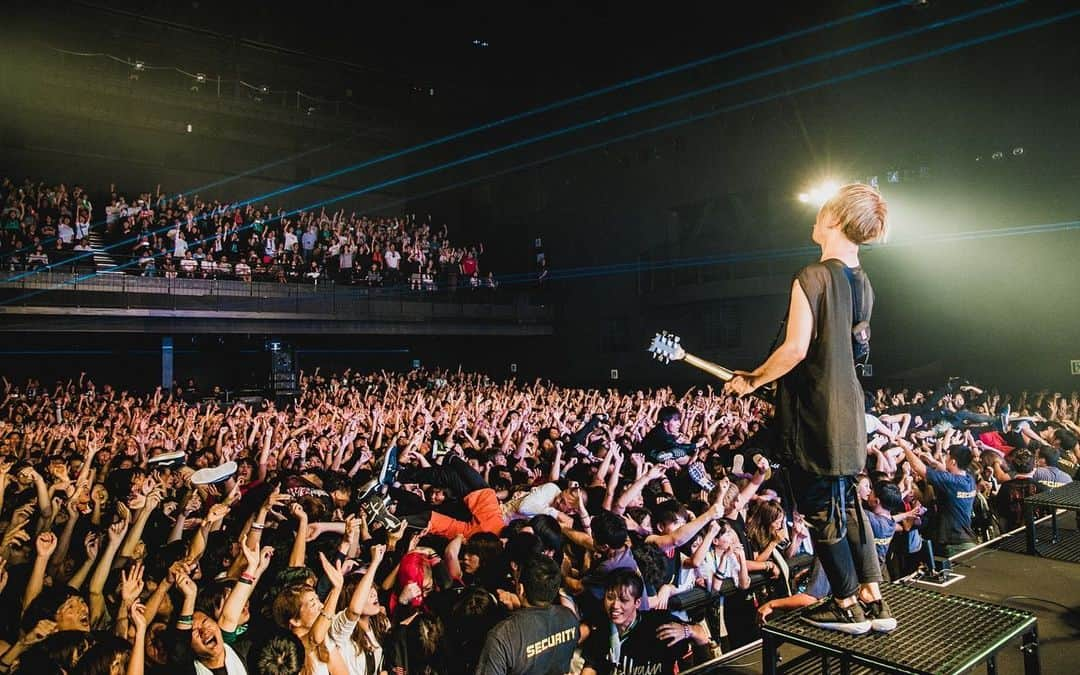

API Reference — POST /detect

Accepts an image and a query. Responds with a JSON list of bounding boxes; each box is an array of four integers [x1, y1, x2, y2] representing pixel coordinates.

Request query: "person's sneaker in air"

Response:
[[355, 478, 382, 502], [801, 599, 872, 635], [431, 439, 450, 461], [148, 450, 186, 469], [360, 493, 401, 531], [190, 461, 238, 486], [377, 446, 399, 487], [862, 598, 898, 633], [687, 461, 716, 492]]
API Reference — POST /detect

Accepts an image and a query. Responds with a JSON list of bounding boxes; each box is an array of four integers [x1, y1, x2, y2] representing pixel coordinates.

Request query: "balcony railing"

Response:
[[0, 271, 552, 324]]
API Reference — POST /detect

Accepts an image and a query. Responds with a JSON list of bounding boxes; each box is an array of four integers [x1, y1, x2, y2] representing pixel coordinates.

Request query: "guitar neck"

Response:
[[681, 352, 734, 382]]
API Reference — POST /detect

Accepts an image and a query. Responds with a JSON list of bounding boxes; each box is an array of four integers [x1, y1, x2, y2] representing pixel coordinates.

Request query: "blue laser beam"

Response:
[[7, 1, 1013, 279], [6, 4, 1073, 305], [1, 1, 909, 263]]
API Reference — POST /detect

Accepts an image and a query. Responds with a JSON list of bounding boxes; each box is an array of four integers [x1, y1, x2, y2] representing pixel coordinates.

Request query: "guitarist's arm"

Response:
[[728, 280, 812, 396]]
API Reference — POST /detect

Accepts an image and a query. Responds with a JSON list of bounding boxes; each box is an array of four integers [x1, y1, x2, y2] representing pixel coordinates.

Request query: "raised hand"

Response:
[[22, 619, 57, 646], [35, 531, 58, 559], [239, 539, 261, 572], [83, 531, 100, 560], [120, 562, 145, 603], [175, 572, 197, 598], [386, 520, 408, 549], [398, 581, 422, 606], [205, 503, 230, 525], [318, 552, 345, 589], [263, 485, 290, 515], [107, 517, 130, 544], [255, 546, 275, 576], [130, 601, 148, 634]]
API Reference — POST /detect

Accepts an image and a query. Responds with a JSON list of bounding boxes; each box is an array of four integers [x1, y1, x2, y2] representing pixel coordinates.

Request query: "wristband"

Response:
[[178, 614, 194, 622], [250, 522, 265, 531], [683, 624, 690, 640]]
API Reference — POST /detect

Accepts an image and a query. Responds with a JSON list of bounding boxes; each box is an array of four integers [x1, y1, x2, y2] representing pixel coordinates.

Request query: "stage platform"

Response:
[[761, 583, 1037, 674], [1023, 482, 1080, 560], [690, 516, 1080, 675]]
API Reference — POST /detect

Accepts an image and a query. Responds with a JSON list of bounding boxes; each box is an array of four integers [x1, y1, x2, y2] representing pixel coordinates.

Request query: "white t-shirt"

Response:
[[502, 482, 562, 521], [384, 249, 401, 269], [328, 611, 384, 675]]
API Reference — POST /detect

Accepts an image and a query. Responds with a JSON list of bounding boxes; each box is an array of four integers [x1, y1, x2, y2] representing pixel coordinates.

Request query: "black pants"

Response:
[[398, 455, 488, 526], [788, 466, 882, 600], [398, 454, 487, 497]]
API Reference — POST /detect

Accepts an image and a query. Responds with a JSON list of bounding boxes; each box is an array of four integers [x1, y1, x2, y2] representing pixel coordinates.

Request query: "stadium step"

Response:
[[86, 230, 128, 275]]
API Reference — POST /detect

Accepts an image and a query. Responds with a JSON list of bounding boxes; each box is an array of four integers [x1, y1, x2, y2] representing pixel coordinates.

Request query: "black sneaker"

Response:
[[359, 492, 401, 531], [863, 598, 898, 633], [377, 446, 399, 487], [801, 599, 872, 635], [355, 478, 382, 502]]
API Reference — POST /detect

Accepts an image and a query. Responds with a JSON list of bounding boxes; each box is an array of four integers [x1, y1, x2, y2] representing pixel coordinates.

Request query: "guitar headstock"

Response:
[[647, 331, 685, 364]]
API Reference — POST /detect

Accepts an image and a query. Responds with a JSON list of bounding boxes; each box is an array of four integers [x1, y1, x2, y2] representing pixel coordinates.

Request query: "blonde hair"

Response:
[[821, 183, 888, 244]]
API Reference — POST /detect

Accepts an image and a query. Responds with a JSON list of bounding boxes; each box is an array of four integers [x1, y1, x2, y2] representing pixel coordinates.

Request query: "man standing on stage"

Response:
[[725, 183, 893, 634]]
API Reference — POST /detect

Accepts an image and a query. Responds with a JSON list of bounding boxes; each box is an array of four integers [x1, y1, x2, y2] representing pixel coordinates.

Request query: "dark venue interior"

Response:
[[0, 1, 1078, 674]]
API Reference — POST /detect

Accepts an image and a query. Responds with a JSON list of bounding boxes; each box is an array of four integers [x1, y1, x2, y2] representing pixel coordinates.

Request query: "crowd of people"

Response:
[[0, 366, 1076, 674], [0, 177, 494, 291]]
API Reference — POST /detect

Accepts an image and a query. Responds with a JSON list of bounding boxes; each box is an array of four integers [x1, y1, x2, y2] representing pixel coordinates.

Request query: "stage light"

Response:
[[991, 150, 1004, 160], [134, 60, 145, 71], [195, 73, 206, 83], [186, 123, 193, 133], [1012, 146, 1024, 156], [259, 85, 270, 94], [797, 179, 842, 207]]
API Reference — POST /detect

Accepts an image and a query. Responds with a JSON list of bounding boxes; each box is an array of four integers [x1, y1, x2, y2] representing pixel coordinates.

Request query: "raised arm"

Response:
[[24, 532, 57, 611], [902, 444, 930, 479], [614, 463, 665, 516], [346, 545, 386, 619], [646, 502, 723, 551], [219, 542, 274, 632]]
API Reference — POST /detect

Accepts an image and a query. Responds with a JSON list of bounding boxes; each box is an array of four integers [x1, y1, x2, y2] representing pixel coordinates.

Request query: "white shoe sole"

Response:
[[190, 461, 238, 485], [871, 617, 898, 632], [801, 617, 872, 635]]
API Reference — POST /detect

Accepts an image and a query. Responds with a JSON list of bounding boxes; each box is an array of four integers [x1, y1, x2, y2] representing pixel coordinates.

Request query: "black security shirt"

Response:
[[475, 604, 579, 675]]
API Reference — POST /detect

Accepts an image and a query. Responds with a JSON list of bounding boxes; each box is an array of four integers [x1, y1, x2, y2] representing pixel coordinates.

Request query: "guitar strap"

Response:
[[843, 266, 871, 371]]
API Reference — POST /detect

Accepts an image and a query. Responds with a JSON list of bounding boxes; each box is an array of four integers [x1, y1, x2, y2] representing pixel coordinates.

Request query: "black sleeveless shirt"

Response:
[[775, 259, 872, 476]]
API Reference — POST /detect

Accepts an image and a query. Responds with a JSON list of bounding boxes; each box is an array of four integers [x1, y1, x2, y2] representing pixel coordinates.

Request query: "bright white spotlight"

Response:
[[798, 179, 843, 207]]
